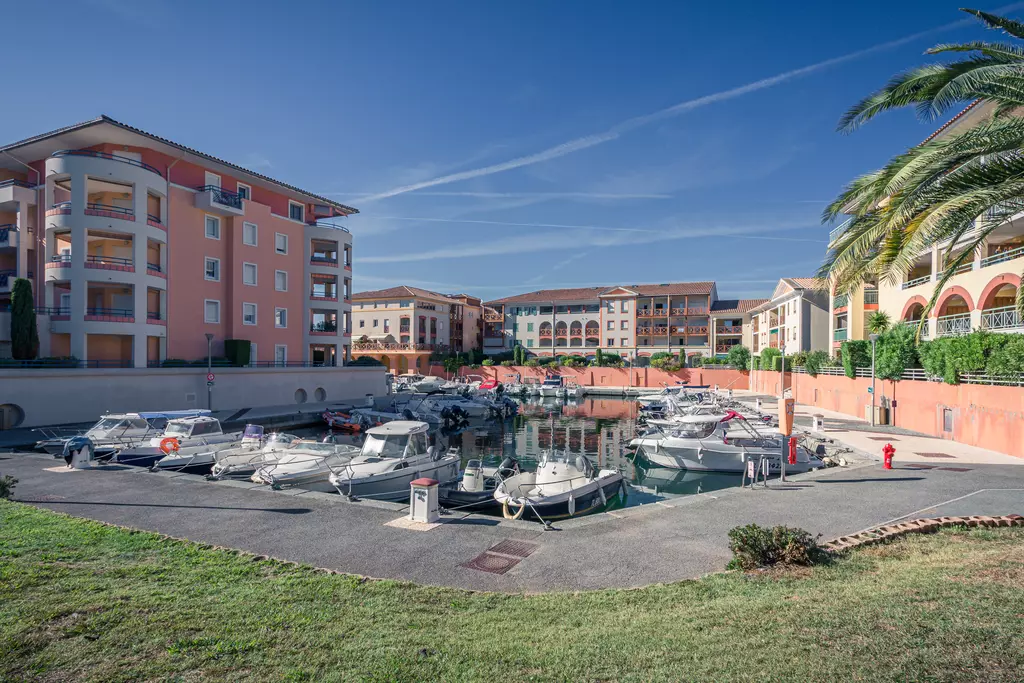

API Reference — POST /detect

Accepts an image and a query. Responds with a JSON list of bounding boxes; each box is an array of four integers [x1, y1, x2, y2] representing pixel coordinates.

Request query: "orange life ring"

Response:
[[159, 437, 180, 455]]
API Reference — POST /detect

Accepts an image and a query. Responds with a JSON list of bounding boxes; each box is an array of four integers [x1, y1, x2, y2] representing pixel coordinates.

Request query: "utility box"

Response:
[[812, 414, 825, 432], [778, 398, 795, 436], [864, 405, 890, 424], [409, 478, 440, 523]]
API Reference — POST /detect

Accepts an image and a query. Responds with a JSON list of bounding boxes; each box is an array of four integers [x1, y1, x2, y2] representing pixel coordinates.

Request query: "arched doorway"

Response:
[[397, 355, 409, 373], [981, 282, 1021, 330], [936, 292, 972, 337], [379, 355, 391, 370]]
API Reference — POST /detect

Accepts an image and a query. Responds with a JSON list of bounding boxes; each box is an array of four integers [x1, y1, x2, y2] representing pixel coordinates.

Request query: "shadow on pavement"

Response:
[[19, 500, 313, 514], [818, 477, 925, 483]]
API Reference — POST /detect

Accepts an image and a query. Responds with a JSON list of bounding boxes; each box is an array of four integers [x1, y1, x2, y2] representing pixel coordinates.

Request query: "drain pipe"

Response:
[[2, 151, 42, 307]]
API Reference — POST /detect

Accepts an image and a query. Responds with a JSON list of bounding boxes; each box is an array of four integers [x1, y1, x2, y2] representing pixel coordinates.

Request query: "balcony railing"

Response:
[[147, 213, 163, 227], [980, 306, 1022, 331], [146, 311, 163, 321], [980, 244, 1024, 268], [0, 224, 15, 244], [834, 328, 848, 341], [715, 325, 742, 335], [0, 178, 34, 190], [310, 255, 339, 265], [833, 294, 848, 309], [86, 254, 133, 268], [538, 331, 552, 338], [86, 202, 134, 219], [903, 275, 931, 289], [196, 185, 243, 210], [936, 313, 972, 337], [828, 217, 853, 244], [146, 262, 162, 273], [311, 321, 339, 333], [685, 326, 708, 335], [310, 290, 338, 300], [483, 313, 504, 322], [52, 149, 164, 177], [863, 289, 878, 305], [85, 307, 134, 318], [951, 262, 974, 275], [0, 270, 16, 287]]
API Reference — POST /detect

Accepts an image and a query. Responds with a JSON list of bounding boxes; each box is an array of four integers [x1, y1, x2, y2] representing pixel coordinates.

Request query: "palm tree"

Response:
[[867, 311, 891, 335], [822, 8, 1024, 324]]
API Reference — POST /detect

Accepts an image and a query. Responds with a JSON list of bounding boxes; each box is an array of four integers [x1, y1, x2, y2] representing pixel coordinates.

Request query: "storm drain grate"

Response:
[[460, 552, 520, 575], [915, 452, 955, 458], [905, 464, 937, 469], [937, 467, 973, 472], [867, 436, 900, 441], [488, 539, 539, 558]]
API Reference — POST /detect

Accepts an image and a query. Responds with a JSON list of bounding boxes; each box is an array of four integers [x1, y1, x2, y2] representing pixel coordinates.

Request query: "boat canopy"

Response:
[[243, 424, 264, 439], [137, 410, 211, 420]]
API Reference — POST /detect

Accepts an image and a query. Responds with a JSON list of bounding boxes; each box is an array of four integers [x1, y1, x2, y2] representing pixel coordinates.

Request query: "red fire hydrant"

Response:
[[882, 443, 895, 470], [788, 436, 798, 466]]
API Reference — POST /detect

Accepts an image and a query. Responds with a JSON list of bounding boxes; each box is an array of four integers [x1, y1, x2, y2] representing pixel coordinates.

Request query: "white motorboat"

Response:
[[563, 378, 585, 399], [538, 376, 566, 398], [34, 410, 206, 458], [252, 437, 362, 491], [522, 378, 542, 396], [637, 385, 711, 411], [328, 421, 461, 501], [413, 375, 446, 393], [494, 450, 624, 521], [209, 426, 301, 479], [116, 415, 241, 470], [630, 411, 821, 474], [415, 393, 493, 419]]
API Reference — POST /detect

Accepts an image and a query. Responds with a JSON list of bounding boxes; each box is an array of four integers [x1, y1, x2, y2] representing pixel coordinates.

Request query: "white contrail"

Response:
[[326, 191, 672, 199], [354, 16, 987, 204]]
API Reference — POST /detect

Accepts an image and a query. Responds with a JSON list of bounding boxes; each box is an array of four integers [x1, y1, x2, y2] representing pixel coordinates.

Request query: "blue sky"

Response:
[[6, 1, 1021, 300]]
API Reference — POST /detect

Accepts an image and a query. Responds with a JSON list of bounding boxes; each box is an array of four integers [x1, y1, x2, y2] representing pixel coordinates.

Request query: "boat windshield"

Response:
[[538, 450, 595, 476], [163, 422, 191, 437], [243, 425, 264, 439], [89, 418, 128, 432], [542, 378, 561, 386], [361, 432, 428, 459]]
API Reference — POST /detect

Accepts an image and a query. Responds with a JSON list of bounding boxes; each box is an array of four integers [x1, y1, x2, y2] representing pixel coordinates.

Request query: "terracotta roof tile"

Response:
[[485, 281, 714, 305], [710, 298, 768, 315], [352, 285, 459, 304], [787, 277, 827, 290]]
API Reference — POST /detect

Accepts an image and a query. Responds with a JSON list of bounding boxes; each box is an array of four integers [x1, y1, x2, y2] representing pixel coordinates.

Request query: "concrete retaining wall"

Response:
[[0, 366, 386, 428], [429, 365, 749, 391], [749, 370, 1024, 459]]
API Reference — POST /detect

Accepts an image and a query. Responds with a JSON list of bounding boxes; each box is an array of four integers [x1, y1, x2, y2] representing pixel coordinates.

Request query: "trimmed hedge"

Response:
[[841, 340, 871, 378]]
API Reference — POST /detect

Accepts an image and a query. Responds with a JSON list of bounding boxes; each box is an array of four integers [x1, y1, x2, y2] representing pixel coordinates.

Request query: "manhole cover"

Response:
[[460, 552, 520, 575], [488, 539, 539, 558], [915, 452, 955, 458], [937, 467, 972, 472]]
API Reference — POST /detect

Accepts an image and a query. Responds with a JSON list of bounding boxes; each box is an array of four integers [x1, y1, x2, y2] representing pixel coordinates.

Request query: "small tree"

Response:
[[868, 311, 892, 335], [443, 355, 465, 376], [10, 278, 39, 360], [759, 347, 781, 370], [726, 345, 750, 370], [841, 340, 871, 378], [803, 350, 829, 377], [595, 348, 604, 366], [875, 323, 918, 381]]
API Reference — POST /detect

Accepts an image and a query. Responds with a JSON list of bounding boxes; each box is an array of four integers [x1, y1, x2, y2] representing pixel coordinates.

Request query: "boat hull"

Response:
[[332, 456, 461, 502], [495, 473, 626, 521], [635, 443, 820, 474]]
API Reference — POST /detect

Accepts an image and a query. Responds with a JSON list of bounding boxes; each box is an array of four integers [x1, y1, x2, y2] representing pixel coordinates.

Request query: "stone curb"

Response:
[[822, 514, 1024, 553]]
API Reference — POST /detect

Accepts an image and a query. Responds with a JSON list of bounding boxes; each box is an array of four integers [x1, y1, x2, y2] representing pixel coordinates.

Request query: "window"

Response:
[[373, 319, 378, 327], [621, 320, 629, 330], [275, 233, 288, 254], [243, 303, 257, 325], [359, 319, 365, 328], [275, 270, 288, 292], [242, 222, 258, 246], [621, 337, 629, 346], [605, 301, 614, 312], [274, 345, 287, 366], [204, 299, 220, 324], [275, 308, 287, 328], [621, 301, 629, 313], [527, 339, 534, 348], [288, 201, 304, 222], [527, 322, 534, 332], [236, 183, 251, 201], [204, 257, 220, 282], [607, 338, 615, 347], [205, 215, 220, 240], [243, 262, 257, 286], [607, 321, 614, 330]]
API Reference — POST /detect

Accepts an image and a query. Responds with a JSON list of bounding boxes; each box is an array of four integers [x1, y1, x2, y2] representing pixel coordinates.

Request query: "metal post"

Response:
[[869, 333, 878, 427], [205, 333, 214, 410], [779, 343, 786, 482]]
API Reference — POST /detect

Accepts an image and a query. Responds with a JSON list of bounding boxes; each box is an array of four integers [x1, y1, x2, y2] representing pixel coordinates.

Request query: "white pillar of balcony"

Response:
[[974, 236, 988, 270], [68, 170, 88, 362], [15, 199, 31, 280], [930, 245, 939, 281], [131, 187, 148, 367]]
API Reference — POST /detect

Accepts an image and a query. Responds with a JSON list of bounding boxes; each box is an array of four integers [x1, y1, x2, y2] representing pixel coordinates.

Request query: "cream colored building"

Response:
[[350, 286, 461, 373], [751, 278, 829, 354]]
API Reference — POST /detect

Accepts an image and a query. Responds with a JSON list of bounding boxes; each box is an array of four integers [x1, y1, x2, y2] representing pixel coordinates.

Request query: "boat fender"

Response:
[[697, 447, 704, 461], [598, 485, 607, 507], [502, 499, 527, 520], [159, 437, 180, 455], [568, 492, 576, 517]]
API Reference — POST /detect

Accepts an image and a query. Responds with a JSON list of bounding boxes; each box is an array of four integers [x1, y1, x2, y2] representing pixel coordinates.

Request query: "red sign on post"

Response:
[[207, 373, 216, 382]]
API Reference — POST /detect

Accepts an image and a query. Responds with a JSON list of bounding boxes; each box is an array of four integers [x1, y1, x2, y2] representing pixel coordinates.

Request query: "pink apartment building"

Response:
[[0, 116, 356, 368]]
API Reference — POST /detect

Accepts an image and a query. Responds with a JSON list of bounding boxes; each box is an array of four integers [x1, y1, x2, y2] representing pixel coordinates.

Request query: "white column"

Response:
[[15, 200, 30, 279], [132, 186, 148, 368], [69, 171, 88, 361], [930, 246, 939, 281]]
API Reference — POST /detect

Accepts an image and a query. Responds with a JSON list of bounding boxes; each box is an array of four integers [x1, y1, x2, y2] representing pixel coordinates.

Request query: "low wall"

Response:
[[749, 370, 1024, 459], [0, 367, 387, 428], [429, 365, 749, 391]]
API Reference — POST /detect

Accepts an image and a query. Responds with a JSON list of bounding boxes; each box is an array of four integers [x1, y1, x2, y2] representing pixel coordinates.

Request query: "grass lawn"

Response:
[[1, 501, 1022, 682]]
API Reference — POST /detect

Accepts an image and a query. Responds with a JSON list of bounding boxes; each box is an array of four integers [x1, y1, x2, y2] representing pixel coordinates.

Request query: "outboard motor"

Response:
[[62, 436, 96, 470], [496, 456, 519, 478], [462, 459, 484, 492], [403, 408, 416, 421]]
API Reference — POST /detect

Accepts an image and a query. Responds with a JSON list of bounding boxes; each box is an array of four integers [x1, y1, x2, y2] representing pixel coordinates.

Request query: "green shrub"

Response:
[[499, 360, 514, 367], [750, 356, 759, 371], [986, 334, 1024, 378], [727, 523, 826, 570], [0, 474, 17, 499], [726, 345, 750, 370], [789, 351, 808, 368], [804, 350, 829, 377], [10, 278, 38, 360], [918, 330, 1019, 383], [759, 347, 781, 369], [841, 340, 871, 378], [350, 356, 384, 367], [482, 359, 494, 366], [599, 353, 622, 367], [524, 359, 539, 367], [223, 339, 251, 367], [161, 358, 189, 368], [875, 323, 919, 381]]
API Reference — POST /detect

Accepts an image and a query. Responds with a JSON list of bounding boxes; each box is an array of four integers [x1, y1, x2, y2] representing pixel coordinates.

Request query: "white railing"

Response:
[[980, 244, 1024, 268], [902, 275, 931, 289], [935, 313, 972, 337], [828, 217, 852, 245], [787, 365, 1024, 386], [980, 306, 1022, 330]]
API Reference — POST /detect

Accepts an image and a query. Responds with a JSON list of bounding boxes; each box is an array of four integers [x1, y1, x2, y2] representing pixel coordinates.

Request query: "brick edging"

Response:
[[823, 514, 1024, 553]]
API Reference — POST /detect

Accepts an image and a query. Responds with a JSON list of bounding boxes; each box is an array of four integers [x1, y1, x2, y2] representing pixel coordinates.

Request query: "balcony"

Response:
[[84, 202, 134, 221], [46, 201, 72, 217], [936, 313, 971, 337], [146, 311, 167, 326], [903, 275, 931, 290], [194, 185, 244, 215], [637, 309, 667, 318], [85, 307, 134, 323], [834, 328, 848, 341], [85, 254, 134, 272], [980, 244, 1024, 268], [52, 149, 163, 178], [309, 255, 339, 267], [685, 307, 708, 315], [538, 331, 552, 339], [980, 306, 1023, 331], [310, 320, 339, 336], [353, 340, 434, 352], [863, 289, 879, 305], [0, 224, 17, 248], [715, 325, 742, 335], [483, 312, 504, 323], [483, 336, 506, 348], [833, 294, 848, 309], [147, 213, 164, 230], [828, 217, 853, 245], [685, 325, 708, 335], [309, 288, 338, 302]]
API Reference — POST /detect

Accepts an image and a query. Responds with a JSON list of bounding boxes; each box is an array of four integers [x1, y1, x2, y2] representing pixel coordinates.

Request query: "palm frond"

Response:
[[960, 8, 1024, 40], [926, 40, 1024, 60]]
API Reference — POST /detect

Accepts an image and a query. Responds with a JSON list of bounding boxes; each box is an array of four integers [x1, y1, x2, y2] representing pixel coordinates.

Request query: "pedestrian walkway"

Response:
[[733, 390, 1021, 466]]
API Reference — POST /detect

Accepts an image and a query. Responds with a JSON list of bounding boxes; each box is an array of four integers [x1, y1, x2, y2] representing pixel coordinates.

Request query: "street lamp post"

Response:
[[869, 333, 879, 427], [779, 342, 786, 482], [205, 333, 214, 410]]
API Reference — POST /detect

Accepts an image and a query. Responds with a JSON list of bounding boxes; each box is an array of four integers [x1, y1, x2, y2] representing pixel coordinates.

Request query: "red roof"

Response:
[[710, 299, 768, 315], [352, 286, 459, 304], [485, 281, 714, 305]]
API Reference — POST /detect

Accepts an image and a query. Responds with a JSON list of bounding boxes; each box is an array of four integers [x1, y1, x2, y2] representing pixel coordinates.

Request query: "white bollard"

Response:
[[409, 477, 440, 523], [364, 393, 374, 408], [812, 414, 825, 432], [755, 398, 763, 411]]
